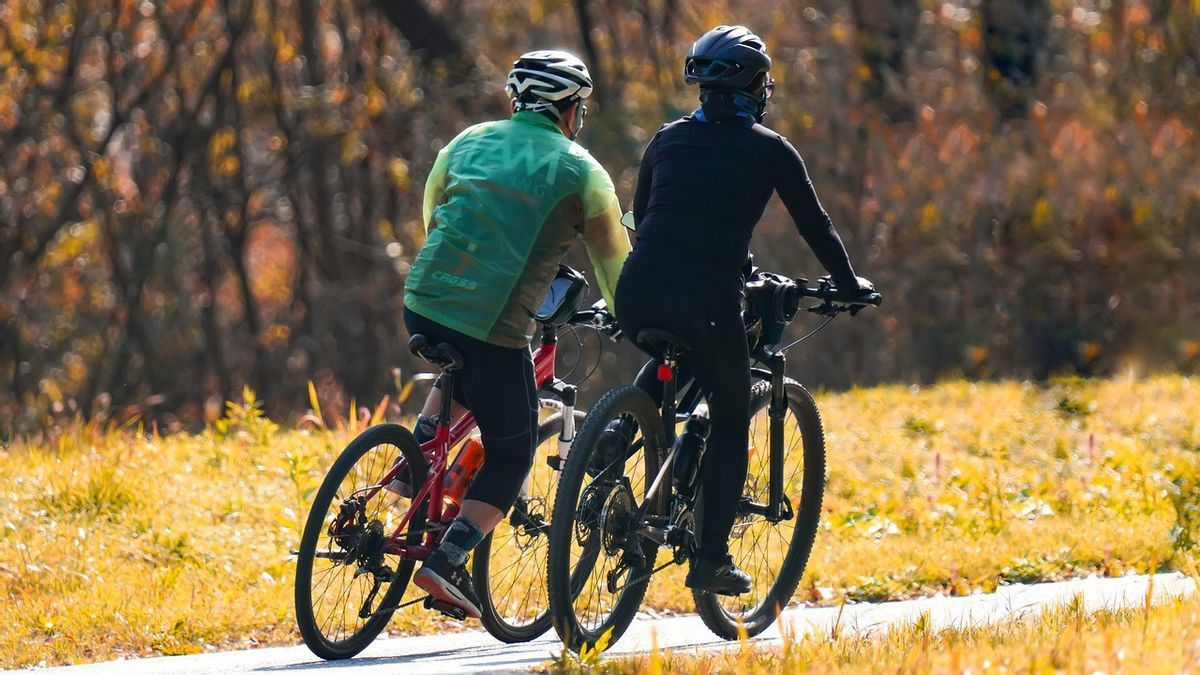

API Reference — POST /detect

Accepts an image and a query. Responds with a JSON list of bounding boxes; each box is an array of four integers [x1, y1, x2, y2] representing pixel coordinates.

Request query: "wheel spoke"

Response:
[[713, 383, 817, 628], [296, 428, 425, 658]]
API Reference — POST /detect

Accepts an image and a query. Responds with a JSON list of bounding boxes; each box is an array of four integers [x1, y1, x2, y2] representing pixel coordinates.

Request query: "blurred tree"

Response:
[[0, 0, 1196, 435], [982, 0, 1050, 118], [849, 0, 919, 121]]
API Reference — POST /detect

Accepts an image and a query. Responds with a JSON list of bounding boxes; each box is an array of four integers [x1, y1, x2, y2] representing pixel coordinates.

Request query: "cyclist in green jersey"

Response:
[[402, 50, 631, 619]]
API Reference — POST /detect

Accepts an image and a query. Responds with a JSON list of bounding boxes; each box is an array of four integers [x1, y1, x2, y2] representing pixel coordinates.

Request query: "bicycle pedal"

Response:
[[422, 595, 468, 620]]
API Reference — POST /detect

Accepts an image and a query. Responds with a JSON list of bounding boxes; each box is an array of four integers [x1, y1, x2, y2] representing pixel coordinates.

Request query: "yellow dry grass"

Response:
[[0, 375, 1196, 668], [558, 585, 1200, 673]]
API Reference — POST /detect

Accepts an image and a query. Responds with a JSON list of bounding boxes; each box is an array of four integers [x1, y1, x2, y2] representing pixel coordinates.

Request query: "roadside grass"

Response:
[[552, 585, 1200, 673], [0, 375, 1196, 667]]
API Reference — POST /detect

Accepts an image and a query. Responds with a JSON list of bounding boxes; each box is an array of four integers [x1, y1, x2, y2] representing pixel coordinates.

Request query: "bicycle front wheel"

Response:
[[693, 378, 825, 639], [295, 424, 428, 660], [472, 409, 585, 642], [548, 385, 667, 654]]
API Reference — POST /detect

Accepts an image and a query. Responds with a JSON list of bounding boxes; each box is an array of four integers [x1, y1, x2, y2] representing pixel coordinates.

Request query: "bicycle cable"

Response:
[[557, 325, 584, 382], [778, 314, 836, 353], [559, 323, 605, 387]]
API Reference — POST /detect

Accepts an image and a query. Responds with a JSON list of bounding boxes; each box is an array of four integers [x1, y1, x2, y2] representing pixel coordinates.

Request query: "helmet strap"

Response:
[[568, 101, 587, 139], [541, 97, 584, 139]]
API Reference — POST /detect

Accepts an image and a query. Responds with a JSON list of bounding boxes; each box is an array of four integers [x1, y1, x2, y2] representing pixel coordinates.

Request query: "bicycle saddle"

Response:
[[408, 334, 466, 372], [635, 327, 692, 356]]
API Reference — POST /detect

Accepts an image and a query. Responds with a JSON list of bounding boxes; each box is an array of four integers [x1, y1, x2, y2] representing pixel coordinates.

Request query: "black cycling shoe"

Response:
[[413, 551, 482, 619], [686, 554, 752, 596]]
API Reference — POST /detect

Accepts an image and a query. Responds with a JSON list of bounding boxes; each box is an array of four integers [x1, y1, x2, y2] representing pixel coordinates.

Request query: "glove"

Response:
[[828, 275, 874, 296], [852, 276, 875, 295]]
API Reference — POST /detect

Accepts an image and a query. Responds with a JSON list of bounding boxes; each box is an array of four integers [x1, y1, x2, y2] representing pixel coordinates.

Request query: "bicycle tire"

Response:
[[295, 424, 428, 660], [692, 378, 825, 639], [473, 410, 585, 642], [548, 385, 668, 654]]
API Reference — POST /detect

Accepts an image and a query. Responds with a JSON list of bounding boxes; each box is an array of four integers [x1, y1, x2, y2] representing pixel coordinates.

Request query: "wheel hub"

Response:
[[328, 496, 389, 569], [599, 483, 635, 555], [510, 496, 548, 551]]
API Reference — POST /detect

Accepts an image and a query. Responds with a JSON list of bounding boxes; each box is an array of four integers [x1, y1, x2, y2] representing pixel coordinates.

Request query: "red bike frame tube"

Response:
[[385, 338, 559, 558]]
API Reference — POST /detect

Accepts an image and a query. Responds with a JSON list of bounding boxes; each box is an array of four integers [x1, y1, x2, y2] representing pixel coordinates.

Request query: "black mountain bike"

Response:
[[547, 271, 881, 653]]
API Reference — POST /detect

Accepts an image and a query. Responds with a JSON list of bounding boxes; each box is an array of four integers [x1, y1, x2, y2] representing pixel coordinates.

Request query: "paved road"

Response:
[[21, 573, 1195, 674]]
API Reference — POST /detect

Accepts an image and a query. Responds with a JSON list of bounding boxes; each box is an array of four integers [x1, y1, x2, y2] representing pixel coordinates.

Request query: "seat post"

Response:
[[436, 370, 456, 430], [660, 348, 678, 443]]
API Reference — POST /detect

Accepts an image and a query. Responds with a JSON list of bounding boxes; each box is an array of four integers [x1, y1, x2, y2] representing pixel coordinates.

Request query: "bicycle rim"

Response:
[[473, 411, 583, 642], [295, 424, 427, 659], [694, 378, 825, 638], [548, 385, 666, 653]]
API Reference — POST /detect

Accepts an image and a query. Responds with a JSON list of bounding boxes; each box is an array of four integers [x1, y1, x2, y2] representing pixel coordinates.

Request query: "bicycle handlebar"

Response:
[[798, 285, 883, 307], [569, 301, 623, 341], [795, 277, 882, 317]]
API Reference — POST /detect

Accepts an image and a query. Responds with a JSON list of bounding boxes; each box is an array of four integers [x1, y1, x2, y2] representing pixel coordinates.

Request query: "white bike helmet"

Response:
[[505, 50, 593, 116]]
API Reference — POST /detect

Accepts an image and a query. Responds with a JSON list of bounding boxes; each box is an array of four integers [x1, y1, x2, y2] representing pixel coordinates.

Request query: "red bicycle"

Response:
[[294, 266, 614, 659]]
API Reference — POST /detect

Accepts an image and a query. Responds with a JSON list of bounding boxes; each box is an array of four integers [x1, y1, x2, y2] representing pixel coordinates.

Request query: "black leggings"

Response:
[[403, 307, 538, 512], [615, 276, 750, 562]]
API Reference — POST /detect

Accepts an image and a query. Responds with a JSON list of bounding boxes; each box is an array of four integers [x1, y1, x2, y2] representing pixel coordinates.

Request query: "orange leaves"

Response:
[[216, 156, 240, 178], [918, 202, 940, 232], [1150, 117, 1193, 157], [208, 127, 239, 178], [261, 323, 290, 347], [338, 129, 366, 166], [387, 157, 410, 190], [935, 122, 981, 164], [1049, 118, 1095, 162], [272, 29, 296, 65], [828, 21, 852, 46], [364, 84, 387, 117]]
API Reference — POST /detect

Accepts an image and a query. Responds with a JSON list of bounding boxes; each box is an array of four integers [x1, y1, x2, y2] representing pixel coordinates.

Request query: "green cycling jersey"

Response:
[[404, 111, 631, 348]]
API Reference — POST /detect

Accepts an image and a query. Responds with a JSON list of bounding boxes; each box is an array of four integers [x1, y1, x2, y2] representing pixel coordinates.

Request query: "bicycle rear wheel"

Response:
[[548, 385, 667, 654], [295, 424, 428, 660], [693, 378, 825, 639], [473, 409, 584, 642]]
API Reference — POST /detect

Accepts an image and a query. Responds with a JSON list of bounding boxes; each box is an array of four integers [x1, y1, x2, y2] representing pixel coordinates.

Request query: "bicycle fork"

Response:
[[767, 351, 787, 521], [744, 349, 794, 522], [540, 378, 578, 475]]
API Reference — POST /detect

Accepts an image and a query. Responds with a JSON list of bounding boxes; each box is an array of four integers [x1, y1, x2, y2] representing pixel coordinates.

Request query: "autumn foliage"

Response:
[[2, 1, 1198, 433]]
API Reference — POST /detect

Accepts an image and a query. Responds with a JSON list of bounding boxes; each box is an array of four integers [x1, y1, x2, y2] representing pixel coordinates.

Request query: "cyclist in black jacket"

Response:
[[614, 25, 876, 595]]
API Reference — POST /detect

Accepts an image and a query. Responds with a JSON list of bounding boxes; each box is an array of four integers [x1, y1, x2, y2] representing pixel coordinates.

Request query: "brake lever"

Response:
[[589, 310, 624, 342], [806, 301, 840, 318]]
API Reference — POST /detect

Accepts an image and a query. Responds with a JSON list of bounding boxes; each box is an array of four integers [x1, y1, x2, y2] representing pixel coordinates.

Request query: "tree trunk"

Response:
[[981, 0, 1049, 118]]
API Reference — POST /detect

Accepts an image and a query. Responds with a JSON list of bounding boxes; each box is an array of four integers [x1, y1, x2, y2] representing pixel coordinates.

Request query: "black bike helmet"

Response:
[[684, 25, 772, 91]]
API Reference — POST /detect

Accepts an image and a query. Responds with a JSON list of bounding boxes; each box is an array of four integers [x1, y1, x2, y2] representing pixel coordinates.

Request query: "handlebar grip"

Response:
[[799, 286, 882, 307]]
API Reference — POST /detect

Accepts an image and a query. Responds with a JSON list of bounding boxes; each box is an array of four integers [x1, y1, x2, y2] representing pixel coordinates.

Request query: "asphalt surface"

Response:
[[20, 573, 1195, 674]]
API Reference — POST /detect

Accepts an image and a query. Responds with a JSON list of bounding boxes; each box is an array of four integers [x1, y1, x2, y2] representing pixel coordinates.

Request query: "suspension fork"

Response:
[[541, 379, 577, 473], [767, 350, 788, 519]]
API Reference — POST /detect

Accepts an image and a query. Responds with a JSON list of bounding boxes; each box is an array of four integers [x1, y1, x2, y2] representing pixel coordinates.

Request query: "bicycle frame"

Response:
[[642, 345, 793, 525], [372, 326, 579, 560]]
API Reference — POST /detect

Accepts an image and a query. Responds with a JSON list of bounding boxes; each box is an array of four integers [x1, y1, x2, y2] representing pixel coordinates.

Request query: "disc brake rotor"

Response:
[[599, 483, 635, 555], [510, 496, 548, 551]]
